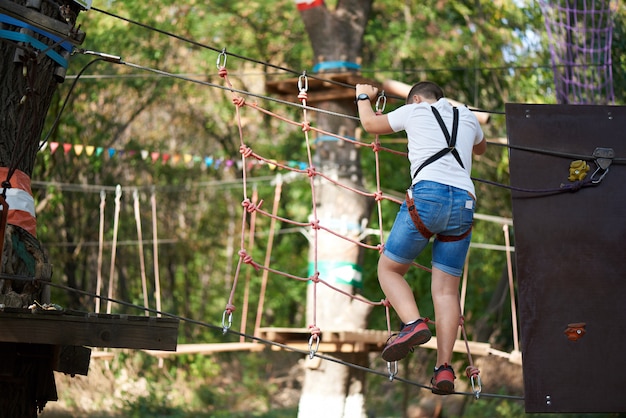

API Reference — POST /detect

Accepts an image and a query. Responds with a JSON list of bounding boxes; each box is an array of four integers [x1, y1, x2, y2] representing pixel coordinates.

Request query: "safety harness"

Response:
[[406, 106, 472, 242]]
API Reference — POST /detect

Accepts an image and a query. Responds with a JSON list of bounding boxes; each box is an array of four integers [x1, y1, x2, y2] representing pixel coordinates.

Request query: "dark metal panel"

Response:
[[506, 103, 626, 413]]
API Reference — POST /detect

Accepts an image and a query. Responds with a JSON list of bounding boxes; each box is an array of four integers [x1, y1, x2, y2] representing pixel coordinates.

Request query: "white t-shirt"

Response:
[[386, 98, 484, 197]]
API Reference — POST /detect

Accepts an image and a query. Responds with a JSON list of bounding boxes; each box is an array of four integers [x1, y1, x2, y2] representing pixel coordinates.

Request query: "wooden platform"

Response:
[[142, 342, 265, 357], [266, 73, 381, 104], [0, 308, 179, 351], [257, 327, 510, 360]]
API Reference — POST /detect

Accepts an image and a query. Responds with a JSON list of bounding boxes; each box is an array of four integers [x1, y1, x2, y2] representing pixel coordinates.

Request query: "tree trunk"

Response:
[[0, 0, 83, 306], [0, 1, 84, 415], [296, 1, 374, 417]]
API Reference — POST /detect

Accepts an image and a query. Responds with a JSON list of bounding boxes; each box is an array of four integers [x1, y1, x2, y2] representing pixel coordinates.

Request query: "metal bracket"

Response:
[[592, 147, 614, 170]]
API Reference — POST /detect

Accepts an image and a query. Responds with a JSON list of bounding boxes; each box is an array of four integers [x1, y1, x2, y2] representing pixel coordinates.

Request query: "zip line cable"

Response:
[[90, 6, 363, 95], [89, 6, 506, 115], [40, 279, 524, 402], [44, 51, 624, 199]]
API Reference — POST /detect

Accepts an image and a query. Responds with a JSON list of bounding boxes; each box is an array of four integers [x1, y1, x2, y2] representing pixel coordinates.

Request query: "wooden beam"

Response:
[[0, 309, 179, 351], [257, 327, 493, 356], [382, 79, 490, 125], [143, 342, 265, 357], [0, 0, 85, 44], [266, 73, 382, 105]]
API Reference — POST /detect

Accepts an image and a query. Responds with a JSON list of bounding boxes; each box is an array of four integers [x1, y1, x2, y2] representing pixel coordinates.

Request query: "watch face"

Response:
[[358, 94, 369, 101]]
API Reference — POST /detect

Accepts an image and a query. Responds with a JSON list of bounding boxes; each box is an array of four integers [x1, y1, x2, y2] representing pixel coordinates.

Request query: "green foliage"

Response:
[[28, 0, 626, 416]]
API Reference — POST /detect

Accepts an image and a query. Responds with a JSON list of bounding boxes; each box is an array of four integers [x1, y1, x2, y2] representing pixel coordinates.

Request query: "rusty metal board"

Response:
[[506, 103, 626, 413]]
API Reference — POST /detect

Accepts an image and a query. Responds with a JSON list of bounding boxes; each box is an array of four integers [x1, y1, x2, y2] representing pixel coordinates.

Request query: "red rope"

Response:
[[218, 55, 437, 337]]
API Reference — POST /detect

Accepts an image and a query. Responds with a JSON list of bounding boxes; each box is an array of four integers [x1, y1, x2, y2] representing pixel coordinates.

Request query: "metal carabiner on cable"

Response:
[[298, 71, 308, 93], [470, 373, 483, 399], [308, 334, 320, 359], [386, 361, 398, 381], [221, 309, 232, 334], [216, 48, 227, 70]]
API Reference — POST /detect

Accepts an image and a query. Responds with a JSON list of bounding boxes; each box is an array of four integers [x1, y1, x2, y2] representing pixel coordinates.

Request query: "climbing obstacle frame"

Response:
[[506, 103, 626, 413]]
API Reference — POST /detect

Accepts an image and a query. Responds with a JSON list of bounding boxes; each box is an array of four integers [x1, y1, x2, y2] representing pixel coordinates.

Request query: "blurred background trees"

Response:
[[20, 0, 625, 415]]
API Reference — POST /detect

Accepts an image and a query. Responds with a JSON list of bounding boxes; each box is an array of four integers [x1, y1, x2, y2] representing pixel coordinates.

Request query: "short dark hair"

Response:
[[406, 81, 444, 103]]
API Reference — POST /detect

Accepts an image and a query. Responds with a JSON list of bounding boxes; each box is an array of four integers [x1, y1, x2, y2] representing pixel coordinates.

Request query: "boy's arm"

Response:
[[355, 84, 395, 135]]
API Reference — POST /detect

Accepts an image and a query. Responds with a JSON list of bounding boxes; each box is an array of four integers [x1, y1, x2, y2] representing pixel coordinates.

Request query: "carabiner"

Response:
[[375, 91, 387, 113], [298, 71, 308, 93], [386, 361, 398, 381], [590, 166, 609, 184], [470, 373, 482, 399], [221, 309, 232, 334], [216, 48, 227, 70], [308, 334, 320, 359]]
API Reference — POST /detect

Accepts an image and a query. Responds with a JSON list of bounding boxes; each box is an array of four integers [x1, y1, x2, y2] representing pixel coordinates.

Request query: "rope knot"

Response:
[[218, 66, 228, 78], [376, 243, 385, 254], [371, 141, 381, 152], [309, 219, 320, 230], [308, 324, 321, 339], [298, 91, 308, 101], [374, 191, 384, 201], [239, 145, 253, 158], [225, 303, 236, 314], [465, 365, 480, 379], [242, 198, 263, 213], [309, 271, 320, 283], [238, 249, 259, 271], [381, 298, 392, 308], [232, 96, 246, 107], [301, 122, 311, 132], [305, 166, 316, 178]]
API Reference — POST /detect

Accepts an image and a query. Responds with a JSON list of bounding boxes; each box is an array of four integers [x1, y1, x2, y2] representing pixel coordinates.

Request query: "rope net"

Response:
[[215, 54, 491, 394], [539, 0, 616, 104]]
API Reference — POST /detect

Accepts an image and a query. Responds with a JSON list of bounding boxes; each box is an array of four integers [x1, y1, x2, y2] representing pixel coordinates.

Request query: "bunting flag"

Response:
[[42, 141, 309, 172]]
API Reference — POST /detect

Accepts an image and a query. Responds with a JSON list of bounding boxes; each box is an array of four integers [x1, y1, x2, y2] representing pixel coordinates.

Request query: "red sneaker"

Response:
[[381, 319, 431, 362], [431, 363, 456, 395]]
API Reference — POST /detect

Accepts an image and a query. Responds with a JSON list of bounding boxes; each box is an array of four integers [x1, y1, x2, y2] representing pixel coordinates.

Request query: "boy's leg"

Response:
[[377, 254, 419, 323], [431, 266, 461, 366]]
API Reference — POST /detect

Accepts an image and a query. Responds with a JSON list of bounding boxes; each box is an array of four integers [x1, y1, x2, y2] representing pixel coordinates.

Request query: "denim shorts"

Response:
[[383, 181, 475, 276]]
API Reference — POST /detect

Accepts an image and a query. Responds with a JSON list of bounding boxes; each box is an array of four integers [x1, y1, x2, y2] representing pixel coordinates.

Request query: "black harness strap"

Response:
[[412, 107, 464, 180], [407, 106, 473, 243]]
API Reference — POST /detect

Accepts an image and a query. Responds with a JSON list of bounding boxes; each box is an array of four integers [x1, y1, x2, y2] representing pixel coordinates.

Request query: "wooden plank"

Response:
[[143, 342, 265, 357], [257, 327, 493, 356], [265, 74, 381, 104], [0, 309, 179, 351], [0, 0, 86, 44]]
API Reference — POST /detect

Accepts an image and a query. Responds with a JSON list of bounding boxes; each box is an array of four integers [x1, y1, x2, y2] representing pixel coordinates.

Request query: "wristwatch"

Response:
[[355, 93, 370, 104]]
